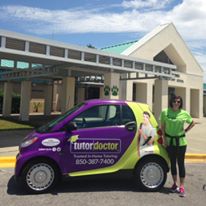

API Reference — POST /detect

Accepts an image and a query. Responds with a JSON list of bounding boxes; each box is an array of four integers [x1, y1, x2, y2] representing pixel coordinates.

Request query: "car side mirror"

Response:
[[125, 121, 136, 131], [64, 122, 77, 132]]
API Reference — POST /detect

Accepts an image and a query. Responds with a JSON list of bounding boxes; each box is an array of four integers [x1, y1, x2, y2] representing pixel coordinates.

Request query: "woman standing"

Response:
[[160, 95, 195, 197]]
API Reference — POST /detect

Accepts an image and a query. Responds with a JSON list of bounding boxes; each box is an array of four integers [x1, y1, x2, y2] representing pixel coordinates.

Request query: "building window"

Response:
[[154, 50, 173, 65]]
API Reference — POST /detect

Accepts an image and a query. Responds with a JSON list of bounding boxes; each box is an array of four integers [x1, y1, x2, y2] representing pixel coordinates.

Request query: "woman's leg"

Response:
[[167, 146, 178, 185], [177, 146, 187, 186]]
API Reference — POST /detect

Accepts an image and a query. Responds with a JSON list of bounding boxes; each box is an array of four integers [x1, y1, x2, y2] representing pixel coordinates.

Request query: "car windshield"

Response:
[[36, 103, 84, 133]]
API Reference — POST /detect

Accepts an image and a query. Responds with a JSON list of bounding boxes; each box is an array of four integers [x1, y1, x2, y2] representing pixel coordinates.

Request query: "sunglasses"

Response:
[[173, 100, 181, 104]]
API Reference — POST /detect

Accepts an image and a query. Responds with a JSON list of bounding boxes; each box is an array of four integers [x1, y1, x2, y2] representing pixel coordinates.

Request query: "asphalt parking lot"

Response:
[[0, 117, 206, 205], [0, 164, 206, 206]]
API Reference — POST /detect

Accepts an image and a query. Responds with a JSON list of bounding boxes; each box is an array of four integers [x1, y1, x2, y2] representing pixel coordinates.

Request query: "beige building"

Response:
[[117, 23, 204, 118], [0, 23, 204, 121]]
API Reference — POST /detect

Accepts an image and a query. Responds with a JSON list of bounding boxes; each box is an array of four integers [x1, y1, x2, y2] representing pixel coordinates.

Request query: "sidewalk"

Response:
[[186, 118, 206, 154], [0, 118, 206, 167]]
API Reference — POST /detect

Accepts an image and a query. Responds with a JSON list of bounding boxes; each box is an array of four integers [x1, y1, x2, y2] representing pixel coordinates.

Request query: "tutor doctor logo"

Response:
[[70, 138, 121, 154]]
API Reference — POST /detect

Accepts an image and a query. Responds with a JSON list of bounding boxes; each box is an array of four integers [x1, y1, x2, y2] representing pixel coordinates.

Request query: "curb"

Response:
[[0, 154, 206, 168], [0, 156, 16, 168], [185, 153, 206, 163]]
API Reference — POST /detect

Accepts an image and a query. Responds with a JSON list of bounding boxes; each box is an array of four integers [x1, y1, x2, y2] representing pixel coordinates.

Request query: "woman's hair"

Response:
[[169, 95, 183, 109]]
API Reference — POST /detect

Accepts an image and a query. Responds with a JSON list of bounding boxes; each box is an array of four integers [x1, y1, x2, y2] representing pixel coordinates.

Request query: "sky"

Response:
[[0, 0, 205, 82]]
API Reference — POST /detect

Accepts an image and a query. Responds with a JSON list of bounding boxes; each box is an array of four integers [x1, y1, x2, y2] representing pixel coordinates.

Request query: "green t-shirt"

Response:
[[160, 108, 193, 146]]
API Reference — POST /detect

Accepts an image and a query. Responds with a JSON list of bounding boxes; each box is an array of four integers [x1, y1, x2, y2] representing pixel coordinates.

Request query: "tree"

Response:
[[87, 44, 96, 49]]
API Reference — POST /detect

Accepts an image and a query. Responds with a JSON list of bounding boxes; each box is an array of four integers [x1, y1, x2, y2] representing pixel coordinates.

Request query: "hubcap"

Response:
[[26, 163, 55, 191], [140, 162, 164, 189]]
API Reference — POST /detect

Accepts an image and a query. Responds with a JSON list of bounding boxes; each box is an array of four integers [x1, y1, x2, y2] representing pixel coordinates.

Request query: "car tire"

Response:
[[21, 159, 60, 194], [134, 157, 167, 192]]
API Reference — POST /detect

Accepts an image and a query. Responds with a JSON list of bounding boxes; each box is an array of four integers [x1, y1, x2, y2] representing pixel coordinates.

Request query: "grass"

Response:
[[0, 119, 33, 131]]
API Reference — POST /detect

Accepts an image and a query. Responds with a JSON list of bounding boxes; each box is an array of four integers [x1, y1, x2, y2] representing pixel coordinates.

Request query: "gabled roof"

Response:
[[101, 40, 138, 55], [121, 23, 204, 74], [121, 23, 170, 56]]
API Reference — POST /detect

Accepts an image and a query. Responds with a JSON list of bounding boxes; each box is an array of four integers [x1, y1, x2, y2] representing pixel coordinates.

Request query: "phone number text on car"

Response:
[[75, 158, 115, 165]]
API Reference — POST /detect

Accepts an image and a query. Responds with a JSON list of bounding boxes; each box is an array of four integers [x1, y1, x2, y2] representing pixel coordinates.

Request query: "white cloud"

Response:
[[122, 0, 171, 10], [0, 5, 167, 34], [0, 0, 205, 39], [166, 0, 206, 40], [0, 0, 205, 80]]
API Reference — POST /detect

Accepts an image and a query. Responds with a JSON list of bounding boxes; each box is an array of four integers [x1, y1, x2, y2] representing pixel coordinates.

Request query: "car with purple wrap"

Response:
[[15, 99, 169, 193]]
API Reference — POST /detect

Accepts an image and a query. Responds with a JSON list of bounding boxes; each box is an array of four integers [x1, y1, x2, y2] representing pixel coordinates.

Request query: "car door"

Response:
[[62, 104, 136, 173]]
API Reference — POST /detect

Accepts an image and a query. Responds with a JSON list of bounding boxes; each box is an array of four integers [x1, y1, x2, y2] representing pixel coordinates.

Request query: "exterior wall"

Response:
[[31, 84, 45, 99]]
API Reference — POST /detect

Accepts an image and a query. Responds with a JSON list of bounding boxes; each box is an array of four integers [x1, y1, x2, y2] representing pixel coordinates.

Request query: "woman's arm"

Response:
[[185, 120, 195, 133]]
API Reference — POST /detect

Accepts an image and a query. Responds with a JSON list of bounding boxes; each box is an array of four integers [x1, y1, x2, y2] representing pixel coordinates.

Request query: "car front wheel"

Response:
[[135, 157, 167, 191], [21, 160, 59, 193]]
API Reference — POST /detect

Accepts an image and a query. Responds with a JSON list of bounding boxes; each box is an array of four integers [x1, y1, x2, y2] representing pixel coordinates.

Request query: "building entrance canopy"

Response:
[[0, 29, 178, 82]]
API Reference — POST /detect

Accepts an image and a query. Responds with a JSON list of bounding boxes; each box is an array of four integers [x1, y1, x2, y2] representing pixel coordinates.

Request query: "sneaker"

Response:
[[179, 186, 186, 197], [171, 184, 179, 193]]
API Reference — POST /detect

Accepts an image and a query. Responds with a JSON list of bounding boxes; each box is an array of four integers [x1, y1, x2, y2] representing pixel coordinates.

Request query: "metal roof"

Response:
[[101, 40, 138, 54]]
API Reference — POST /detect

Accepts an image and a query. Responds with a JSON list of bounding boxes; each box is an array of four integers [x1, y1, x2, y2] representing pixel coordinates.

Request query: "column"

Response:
[[154, 79, 168, 121], [104, 72, 120, 99], [204, 95, 206, 117], [199, 88, 203, 118], [120, 80, 133, 101], [99, 86, 104, 99], [52, 82, 59, 112], [60, 77, 75, 113], [19, 81, 31, 121], [190, 89, 202, 118], [147, 82, 153, 110], [135, 82, 153, 109], [76, 87, 85, 104], [2, 82, 12, 116], [44, 84, 53, 115]]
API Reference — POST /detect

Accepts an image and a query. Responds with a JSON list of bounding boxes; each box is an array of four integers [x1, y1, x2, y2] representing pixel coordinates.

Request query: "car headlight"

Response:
[[20, 136, 38, 148]]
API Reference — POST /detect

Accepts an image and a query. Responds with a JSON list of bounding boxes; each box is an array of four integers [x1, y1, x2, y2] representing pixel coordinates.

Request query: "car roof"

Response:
[[84, 99, 148, 107], [84, 99, 125, 104]]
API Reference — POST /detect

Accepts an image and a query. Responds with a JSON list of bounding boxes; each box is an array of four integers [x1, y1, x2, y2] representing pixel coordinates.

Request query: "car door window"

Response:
[[72, 105, 120, 129], [105, 105, 121, 125], [122, 105, 136, 124]]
